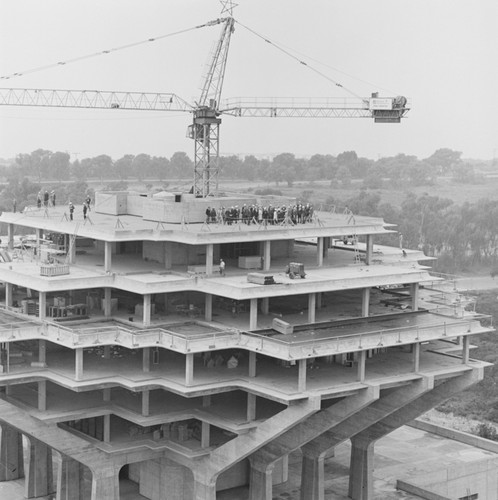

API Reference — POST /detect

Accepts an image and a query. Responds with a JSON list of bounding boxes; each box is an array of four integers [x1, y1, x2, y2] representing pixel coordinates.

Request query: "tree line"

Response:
[[1, 147, 493, 187]]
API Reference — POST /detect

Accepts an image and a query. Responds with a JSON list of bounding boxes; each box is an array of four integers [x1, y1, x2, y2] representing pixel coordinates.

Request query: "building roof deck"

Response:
[[0, 204, 393, 244]]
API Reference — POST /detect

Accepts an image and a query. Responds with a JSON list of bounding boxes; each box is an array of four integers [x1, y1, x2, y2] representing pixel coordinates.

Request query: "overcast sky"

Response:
[[1, 0, 497, 161]]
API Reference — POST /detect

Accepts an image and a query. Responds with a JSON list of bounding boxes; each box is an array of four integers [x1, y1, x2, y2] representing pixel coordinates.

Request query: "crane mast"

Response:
[[188, 16, 235, 197]]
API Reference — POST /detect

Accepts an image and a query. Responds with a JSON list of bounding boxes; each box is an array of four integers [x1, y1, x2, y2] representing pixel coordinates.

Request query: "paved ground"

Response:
[[1, 425, 496, 499]]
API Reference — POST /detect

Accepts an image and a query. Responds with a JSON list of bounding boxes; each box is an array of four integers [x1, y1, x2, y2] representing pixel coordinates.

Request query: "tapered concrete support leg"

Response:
[[56, 455, 81, 500], [205, 293, 213, 322], [361, 288, 370, 318], [206, 243, 214, 276], [0, 426, 24, 481], [193, 476, 217, 500], [249, 459, 275, 500], [91, 467, 119, 500], [249, 298, 258, 330], [349, 437, 373, 500], [308, 293, 316, 323], [25, 441, 54, 498], [300, 453, 325, 500]]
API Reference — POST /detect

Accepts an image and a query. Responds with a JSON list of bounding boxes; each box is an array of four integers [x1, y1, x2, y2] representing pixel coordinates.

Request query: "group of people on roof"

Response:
[[205, 202, 314, 226]]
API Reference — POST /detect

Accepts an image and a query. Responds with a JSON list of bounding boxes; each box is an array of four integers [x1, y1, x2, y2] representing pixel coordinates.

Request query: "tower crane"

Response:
[[0, 2, 409, 198]]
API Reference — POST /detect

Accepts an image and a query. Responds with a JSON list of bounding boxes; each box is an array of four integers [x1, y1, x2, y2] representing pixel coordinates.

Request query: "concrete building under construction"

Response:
[[0, 190, 492, 500]]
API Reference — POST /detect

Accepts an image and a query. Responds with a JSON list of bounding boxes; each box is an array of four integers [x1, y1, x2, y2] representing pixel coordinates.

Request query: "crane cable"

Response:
[[0, 19, 226, 81], [235, 20, 365, 101]]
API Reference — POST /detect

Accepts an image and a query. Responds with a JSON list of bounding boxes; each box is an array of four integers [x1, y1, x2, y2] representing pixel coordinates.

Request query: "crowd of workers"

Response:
[[205, 203, 315, 225]]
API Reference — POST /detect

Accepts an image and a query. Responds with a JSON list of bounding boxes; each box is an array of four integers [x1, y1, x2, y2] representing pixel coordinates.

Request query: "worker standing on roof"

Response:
[[219, 259, 225, 276], [83, 203, 88, 220], [85, 195, 92, 211], [69, 202, 74, 221]]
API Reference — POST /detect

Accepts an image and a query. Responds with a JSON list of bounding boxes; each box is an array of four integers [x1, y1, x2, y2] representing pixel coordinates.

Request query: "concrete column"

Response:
[[206, 243, 213, 276], [412, 342, 420, 372], [186, 353, 194, 386], [316, 237, 324, 267], [249, 460, 275, 500], [247, 393, 257, 422], [143, 294, 151, 327], [56, 455, 81, 500], [103, 287, 112, 317], [68, 235, 76, 265], [25, 440, 54, 498], [261, 297, 269, 315], [248, 351, 257, 377], [263, 241, 271, 271], [75, 348, 83, 381], [348, 437, 374, 500], [39, 339, 47, 366], [298, 359, 307, 392], [38, 291, 46, 320], [104, 241, 112, 273], [308, 293, 316, 323], [103, 414, 111, 443], [38, 380, 47, 411], [361, 288, 370, 318], [201, 422, 210, 448], [142, 390, 150, 417], [357, 350, 366, 382], [410, 283, 419, 312], [462, 335, 470, 364], [365, 235, 373, 265], [323, 237, 329, 259], [249, 298, 258, 330], [143, 347, 150, 373], [5, 283, 13, 308], [91, 467, 119, 500], [103, 388, 111, 402], [205, 294, 212, 322], [0, 425, 24, 481], [300, 453, 325, 500], [7, 224, 14, 250]]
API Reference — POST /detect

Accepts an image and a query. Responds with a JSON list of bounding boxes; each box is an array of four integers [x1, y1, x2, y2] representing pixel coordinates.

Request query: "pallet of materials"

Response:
[[247, 273, 275, 285]]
